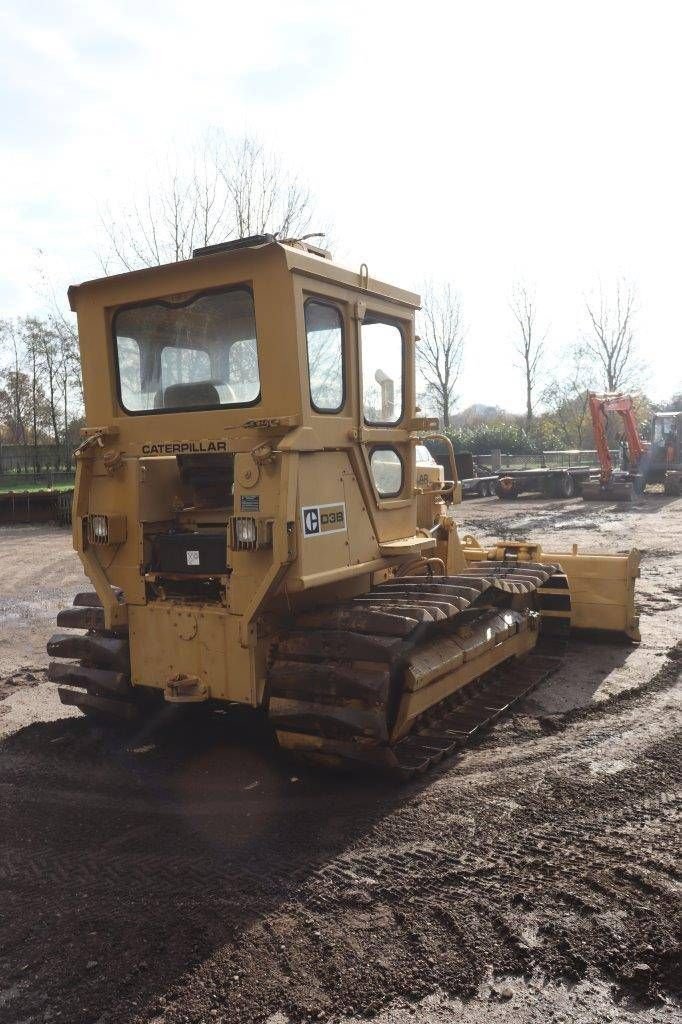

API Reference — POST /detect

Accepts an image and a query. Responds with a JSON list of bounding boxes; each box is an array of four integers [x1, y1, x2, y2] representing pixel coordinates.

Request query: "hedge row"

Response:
[[445, 421, 565, 455]]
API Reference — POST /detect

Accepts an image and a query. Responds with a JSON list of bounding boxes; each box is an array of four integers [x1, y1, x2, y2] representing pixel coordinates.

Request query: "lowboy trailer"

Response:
[[496, 466, 598, 500]]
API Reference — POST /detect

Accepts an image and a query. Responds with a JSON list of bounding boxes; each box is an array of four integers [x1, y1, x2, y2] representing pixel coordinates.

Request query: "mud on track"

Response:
[[0, 497, 680, 1024]]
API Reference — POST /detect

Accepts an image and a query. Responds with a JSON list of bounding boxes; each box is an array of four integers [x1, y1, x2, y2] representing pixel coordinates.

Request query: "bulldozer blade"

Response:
[[57, 606, 105, 630], [47, 633, 130, 671], [546, 549, 640, 639], [48, 661, 130, 694], [463, 546, 640, 641]]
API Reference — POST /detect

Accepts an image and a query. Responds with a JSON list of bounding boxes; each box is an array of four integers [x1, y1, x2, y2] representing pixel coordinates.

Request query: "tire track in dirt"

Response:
[[1, 515, 680, 1024]]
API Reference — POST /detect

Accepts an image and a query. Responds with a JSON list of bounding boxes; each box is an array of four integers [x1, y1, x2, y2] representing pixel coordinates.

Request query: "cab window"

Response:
[[114, 287, 260, 413], [370, 448, 403, 497], [361, 318, 404, 424], [304, 300, 344, 413]]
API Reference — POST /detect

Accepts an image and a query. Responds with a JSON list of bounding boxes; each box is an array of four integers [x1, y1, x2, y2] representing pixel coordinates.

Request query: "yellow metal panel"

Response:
[[543, 549, 640, 639], [543, 549, 640, 581], [138, 457, 182, 521], [129, 603, 253, 704], [294, 451, 379, 582]]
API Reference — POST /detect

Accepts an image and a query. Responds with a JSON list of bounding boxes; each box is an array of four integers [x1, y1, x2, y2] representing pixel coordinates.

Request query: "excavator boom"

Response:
[[583, 392, 648, 501]]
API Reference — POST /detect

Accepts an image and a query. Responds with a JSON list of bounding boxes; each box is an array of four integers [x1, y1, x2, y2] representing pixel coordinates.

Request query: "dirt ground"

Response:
[[0, 494, 680, 1024]]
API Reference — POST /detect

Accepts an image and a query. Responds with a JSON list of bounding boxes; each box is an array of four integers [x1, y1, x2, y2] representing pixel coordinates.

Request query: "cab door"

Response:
[[357, 304, 416, 543]]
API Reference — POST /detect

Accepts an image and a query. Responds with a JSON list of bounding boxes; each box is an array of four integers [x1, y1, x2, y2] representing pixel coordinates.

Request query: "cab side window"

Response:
[[304, 300, 344, 413], [370, 448, 403, 497], [361, 318, 404, 424]]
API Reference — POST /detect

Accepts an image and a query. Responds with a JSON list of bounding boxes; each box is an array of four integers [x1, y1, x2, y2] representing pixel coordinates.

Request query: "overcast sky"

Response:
[[1, 0, 680, 411]]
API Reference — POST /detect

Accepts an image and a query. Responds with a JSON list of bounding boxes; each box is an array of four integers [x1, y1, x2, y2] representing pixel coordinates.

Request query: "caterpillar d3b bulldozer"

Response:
[[47, 235, 641, 777]]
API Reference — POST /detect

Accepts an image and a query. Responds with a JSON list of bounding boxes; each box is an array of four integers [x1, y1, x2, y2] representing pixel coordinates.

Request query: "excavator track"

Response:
[[268, 563, 570, 778]]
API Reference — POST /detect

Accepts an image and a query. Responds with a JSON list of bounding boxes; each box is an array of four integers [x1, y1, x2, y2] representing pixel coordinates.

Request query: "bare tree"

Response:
[[0, 320, 28, 447], [510, 283, 545, 430], [222, 136, 313, 239], [100, 133, 317, 272], [583, 279, 639, 391], [20, 319, 53, 474], [22, 319, 60, 452], [541, 345, 593, 448], [34, 250, 85, 413], [416, 284, 465, 428]]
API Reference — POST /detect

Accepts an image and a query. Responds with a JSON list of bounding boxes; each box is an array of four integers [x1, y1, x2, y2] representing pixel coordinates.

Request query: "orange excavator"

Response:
[[582, 393, 682, 500], [582, 393, 648, 501]]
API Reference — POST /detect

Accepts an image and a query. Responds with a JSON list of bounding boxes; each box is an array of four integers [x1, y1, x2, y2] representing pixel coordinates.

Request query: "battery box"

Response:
[[151, 531, 227, 575]]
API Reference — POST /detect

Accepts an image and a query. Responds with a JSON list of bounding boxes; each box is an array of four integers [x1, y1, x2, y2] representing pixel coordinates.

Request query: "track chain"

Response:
[[391, 647, 563, 778], [268, 564, 571, 778]]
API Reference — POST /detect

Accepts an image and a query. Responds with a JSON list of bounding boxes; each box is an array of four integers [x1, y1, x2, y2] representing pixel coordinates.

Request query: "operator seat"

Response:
[[162, 381, 221, 408]]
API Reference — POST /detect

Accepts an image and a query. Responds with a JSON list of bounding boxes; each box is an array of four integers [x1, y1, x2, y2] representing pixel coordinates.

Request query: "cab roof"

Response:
[[68, 235, 420, 313]]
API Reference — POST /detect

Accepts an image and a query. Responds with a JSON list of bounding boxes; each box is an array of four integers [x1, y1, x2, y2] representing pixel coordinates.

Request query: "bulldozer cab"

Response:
[[72, 234, 418, 456], [67, 235, 438, 642]]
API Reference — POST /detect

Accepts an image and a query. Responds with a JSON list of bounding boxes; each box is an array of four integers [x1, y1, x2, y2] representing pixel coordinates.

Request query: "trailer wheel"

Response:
[[554, 473, 576, 499]]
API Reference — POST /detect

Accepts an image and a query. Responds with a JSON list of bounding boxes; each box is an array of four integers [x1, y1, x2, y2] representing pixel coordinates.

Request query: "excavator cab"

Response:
[[47, 236, 641, 776], [650, 411, 682, 492], [583, 394, 681, 498]]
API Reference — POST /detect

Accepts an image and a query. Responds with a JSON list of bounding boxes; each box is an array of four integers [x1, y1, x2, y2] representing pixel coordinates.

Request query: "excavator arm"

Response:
[[588, 392, 646, 483], [583, 393, 648, 500]]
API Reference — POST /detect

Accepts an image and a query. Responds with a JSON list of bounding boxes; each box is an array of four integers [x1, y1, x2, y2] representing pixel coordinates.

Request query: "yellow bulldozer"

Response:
[[47, 235, 640, 776]]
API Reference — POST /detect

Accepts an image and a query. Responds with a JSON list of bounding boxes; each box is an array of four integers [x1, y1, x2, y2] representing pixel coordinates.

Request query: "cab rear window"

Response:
[[114, 287, 260, 413]]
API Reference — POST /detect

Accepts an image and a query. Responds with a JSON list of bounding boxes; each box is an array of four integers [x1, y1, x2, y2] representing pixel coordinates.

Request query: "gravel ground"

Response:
[[0, 493, 680, 1024]]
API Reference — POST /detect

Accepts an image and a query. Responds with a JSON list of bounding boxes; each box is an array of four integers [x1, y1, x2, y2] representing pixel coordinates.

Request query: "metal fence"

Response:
[[0, 489, 73, 526], [0, 443, 75, 489]]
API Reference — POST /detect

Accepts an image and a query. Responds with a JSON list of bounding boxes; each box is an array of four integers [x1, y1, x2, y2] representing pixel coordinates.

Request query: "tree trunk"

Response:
[[526, 374, 533, 430], [63, 385, 68, 471], [32, 356, 38, 481]]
